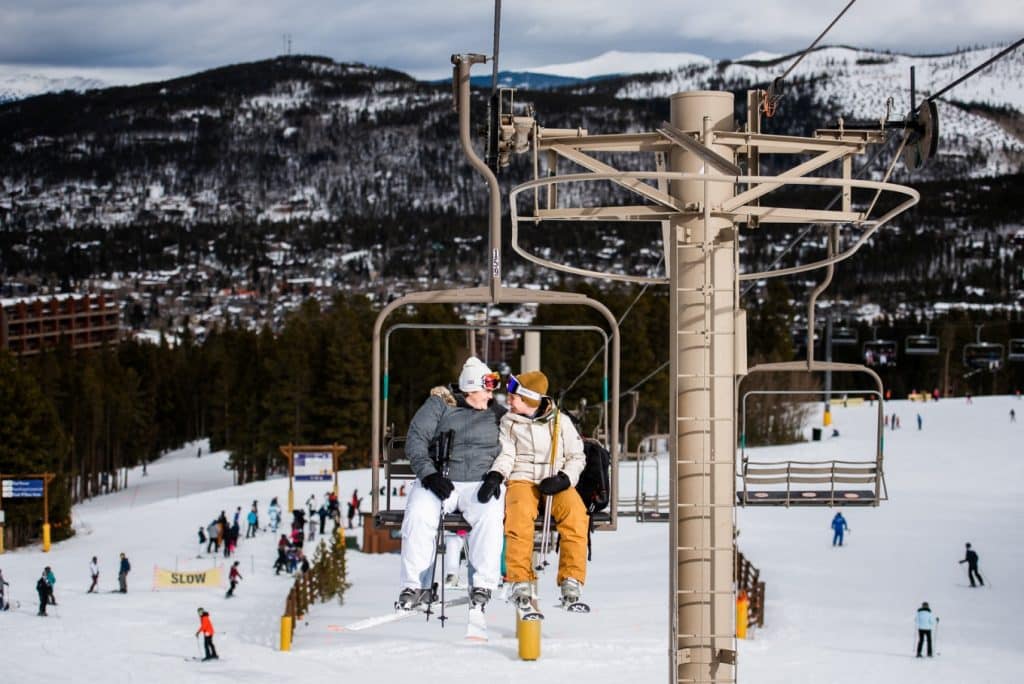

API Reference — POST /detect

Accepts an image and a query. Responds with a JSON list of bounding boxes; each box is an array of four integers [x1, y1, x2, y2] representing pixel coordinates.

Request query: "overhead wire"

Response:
[[558, 256, 665, 403], [925, 37, 1024, 103], [765, 0, 858, 110]]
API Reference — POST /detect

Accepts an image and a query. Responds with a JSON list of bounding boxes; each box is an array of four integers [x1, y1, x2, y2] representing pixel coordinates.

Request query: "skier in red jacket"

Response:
[[195, 608, 218, 661]]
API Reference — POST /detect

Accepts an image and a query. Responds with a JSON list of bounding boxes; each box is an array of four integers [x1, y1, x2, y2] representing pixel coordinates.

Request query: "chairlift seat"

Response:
[[738, 460, 882, 507]]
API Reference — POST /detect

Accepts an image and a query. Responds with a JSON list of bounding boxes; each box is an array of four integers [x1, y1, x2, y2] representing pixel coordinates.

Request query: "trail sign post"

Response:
[[0, 473, 56, 553], [278, 444, 347, 512]]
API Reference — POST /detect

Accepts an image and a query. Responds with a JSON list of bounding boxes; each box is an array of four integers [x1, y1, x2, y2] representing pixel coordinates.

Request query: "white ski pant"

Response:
[[400, 480, 504, 591], [444, 532, 466, 577]]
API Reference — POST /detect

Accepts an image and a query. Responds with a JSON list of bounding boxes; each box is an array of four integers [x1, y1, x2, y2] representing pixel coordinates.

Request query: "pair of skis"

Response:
[[343, 594, 488, 641]]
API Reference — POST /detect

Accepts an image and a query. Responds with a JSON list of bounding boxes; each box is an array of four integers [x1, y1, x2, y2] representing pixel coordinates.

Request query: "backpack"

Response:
[[575, 438, 611, 514]]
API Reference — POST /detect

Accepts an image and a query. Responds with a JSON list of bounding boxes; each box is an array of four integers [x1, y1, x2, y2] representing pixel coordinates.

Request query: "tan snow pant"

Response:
[[504, 480, 588, 586]]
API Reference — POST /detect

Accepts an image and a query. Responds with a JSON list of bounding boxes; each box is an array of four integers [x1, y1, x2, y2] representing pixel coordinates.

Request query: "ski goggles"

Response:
[[506, 374, 542, 401], [480, 372, 501, 391]]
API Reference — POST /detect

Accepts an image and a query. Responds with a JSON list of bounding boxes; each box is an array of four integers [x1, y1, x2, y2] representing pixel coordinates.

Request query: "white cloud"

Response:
[[0, 0, 1019, 80]]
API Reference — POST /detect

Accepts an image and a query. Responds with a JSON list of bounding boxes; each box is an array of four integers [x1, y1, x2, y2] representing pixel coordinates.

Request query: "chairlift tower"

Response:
[[506, 82, 920, 680]]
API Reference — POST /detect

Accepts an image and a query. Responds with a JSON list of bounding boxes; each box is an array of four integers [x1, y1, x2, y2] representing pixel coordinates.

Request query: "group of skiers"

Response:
[[396, 357, 591, 614], [25, 553, 131, 616], [830, 512, 985, 657], [200, 504, 260, 558]]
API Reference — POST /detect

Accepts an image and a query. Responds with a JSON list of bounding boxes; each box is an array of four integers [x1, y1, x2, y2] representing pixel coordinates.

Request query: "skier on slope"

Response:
[[195, 608, 218, 660], [226, 561, 242, 598], [0, 568, 9, 610], [44, 566, 57, 605], [915, 601, 938, 657], [268, 497, 281, 533], [831, 512, 849, 546], [486, 370, 589, 611], [396, 356, 506, 612], [959, 542, 984, 587], [88, 556, 99, 593], [36, 570, 52, 616], [118, 553, 131, 593]]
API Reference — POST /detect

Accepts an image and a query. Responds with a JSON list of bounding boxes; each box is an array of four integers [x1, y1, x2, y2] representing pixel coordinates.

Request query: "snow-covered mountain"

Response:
[[0, 63, 184, 104]]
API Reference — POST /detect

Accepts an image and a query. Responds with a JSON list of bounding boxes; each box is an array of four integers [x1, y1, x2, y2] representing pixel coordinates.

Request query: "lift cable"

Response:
[[558, 256, 665, 403], [925, 37, 1024, 103], [765, 0, 858, 113], [490, 0, 502, 94]]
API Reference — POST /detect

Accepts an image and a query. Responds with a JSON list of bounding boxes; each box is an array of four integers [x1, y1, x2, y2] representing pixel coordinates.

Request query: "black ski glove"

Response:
[[422, 473, 454, 500], [477, 471, 504, 503], [538, 472, 571, 495]]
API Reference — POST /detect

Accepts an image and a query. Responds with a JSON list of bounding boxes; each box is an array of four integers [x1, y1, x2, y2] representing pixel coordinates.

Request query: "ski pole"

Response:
[[537, 408, 561, 570]]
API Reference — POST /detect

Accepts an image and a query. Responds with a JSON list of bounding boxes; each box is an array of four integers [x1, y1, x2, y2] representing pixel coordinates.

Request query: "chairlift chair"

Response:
[[904, 334, 940, 356], [831, 326, 858, 346], [1007, 339, 1024, 362], [738, 361, 887, 507], [862, 339, 898, 367], [963, 342, 1004, 371]]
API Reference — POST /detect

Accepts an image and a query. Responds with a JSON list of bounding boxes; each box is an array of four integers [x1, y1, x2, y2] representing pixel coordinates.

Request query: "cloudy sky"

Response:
[[2, 0, 1021, 80]]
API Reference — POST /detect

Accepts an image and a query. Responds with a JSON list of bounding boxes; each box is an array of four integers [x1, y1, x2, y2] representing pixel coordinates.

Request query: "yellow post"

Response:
[[42, 523, 51, 552], [0, 526, 4, 554], [516, 612, 541, 660], [280, 616, 292, 651], [823, 406, 832, 427], [736, 591, 749, 639]]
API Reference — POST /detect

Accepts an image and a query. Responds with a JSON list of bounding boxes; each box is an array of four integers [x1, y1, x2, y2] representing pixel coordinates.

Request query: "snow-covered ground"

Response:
[[0, 395, 1021, 682]]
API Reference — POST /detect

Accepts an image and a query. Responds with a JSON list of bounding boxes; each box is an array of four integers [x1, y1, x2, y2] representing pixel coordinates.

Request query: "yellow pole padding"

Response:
[[823, 406, 832, 427], [42, 523, 51, 552], [280, 616, 292, 651], [736, 591, 749, 639], [517, 611, 541, 660], [288, 488, 294, 513]]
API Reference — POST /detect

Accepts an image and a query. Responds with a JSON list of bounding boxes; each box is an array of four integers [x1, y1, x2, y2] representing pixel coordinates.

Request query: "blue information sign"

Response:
[[1, 479, 44, 498]]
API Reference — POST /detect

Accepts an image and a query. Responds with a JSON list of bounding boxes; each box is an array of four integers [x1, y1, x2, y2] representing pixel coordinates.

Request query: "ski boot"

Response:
[[509, 582, 534, 612], [469, 587, 491, 611], [559, 578, 590, 612], [395, 587, 429, 612]]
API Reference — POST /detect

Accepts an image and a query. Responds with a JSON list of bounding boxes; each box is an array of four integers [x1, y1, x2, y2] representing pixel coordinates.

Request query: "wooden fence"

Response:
[[735, 549, 766, 628], [281, 533, 351, 646]]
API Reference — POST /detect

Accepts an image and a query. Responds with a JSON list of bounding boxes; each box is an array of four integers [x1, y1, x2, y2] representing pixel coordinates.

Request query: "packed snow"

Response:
[[0, 395, 1021, 682]]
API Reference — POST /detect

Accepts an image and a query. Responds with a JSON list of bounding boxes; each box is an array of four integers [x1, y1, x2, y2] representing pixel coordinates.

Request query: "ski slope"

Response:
[[0, 396, 1021, 683]]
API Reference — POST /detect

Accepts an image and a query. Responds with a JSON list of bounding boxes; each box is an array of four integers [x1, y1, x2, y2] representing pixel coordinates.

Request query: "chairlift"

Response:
[[832, 326, 858, 346], [904, 334, 939, 356], [738, 361, 887, 507], [963, 342, 1003, 371], [1008, 338, 1024, 362], [862, 339, 898, 367], [963, 324, 1003, 371]]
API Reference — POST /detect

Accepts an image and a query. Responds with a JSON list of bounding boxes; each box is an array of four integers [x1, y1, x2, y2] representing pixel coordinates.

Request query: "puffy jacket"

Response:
[[199, 613, 214, 635], [831, 515, 848, 532], [916, 608, 936, 630], [491, 403, 586, 486], [405, 386, 505, 483], [247, 511, 257, 524]]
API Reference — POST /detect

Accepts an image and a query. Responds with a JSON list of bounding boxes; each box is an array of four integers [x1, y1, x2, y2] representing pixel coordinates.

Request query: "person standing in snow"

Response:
[[396, 357, 506, 612], [488, 370, 590, 611], [118, 553, 131, 593], [831, 512, 849, 546], [959, 542, 984, 587], [1011, 409, 1016, 423], [43, 566, 57, 605], [268, 497, 281, 533], [195, 608, 218, 660], [246, 505, 258, 538], [226, 561, 242, 598], [917, 413, 923, 430], [317, 503, 328, 535], [0, 568, 9, 610], [36, 570, 52, 616], [915, 601, 937, 657], [88, 556, 99, 593]]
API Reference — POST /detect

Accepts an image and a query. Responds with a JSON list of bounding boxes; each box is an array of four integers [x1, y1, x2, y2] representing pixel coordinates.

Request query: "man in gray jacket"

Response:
[[397, 357, 506, 611]]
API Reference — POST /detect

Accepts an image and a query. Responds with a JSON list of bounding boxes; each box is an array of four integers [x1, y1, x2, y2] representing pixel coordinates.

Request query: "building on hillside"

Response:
[[0, 293, 121, 356]]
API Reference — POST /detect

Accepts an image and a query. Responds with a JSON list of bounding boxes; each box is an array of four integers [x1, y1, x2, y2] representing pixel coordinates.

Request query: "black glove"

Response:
[[422, 473, 454, 500], [477, 471, 504, 503], [538, 472, 571, 495]]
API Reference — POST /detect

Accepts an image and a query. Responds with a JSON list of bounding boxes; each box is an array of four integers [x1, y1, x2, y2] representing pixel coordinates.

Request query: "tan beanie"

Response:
[[512, 370, 548, 408]]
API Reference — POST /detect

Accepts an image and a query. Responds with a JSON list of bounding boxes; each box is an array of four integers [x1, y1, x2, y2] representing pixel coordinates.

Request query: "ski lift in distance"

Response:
[[905, 322, 939, 356], [863, 331, 897, 368], [963, 324, 1003, 371], [1008, 338, 1024, 362], [832, 324, 858, 346]]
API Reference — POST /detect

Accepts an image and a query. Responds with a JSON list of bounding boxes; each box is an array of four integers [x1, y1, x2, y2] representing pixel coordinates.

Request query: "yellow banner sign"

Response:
[[153, 567, 223, 589]]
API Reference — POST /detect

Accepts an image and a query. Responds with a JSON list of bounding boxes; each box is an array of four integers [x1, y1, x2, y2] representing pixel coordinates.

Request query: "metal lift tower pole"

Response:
[[669, 92, 738, 684]]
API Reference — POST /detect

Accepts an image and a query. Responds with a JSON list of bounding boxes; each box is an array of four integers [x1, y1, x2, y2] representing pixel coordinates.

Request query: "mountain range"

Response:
[[0, 44, 1022, 321]]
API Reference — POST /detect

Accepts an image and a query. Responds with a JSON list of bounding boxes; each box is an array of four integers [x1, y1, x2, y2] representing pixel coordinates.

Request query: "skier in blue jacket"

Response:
[[831, 512, 849, 546], [915, 601, 937, 657]]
